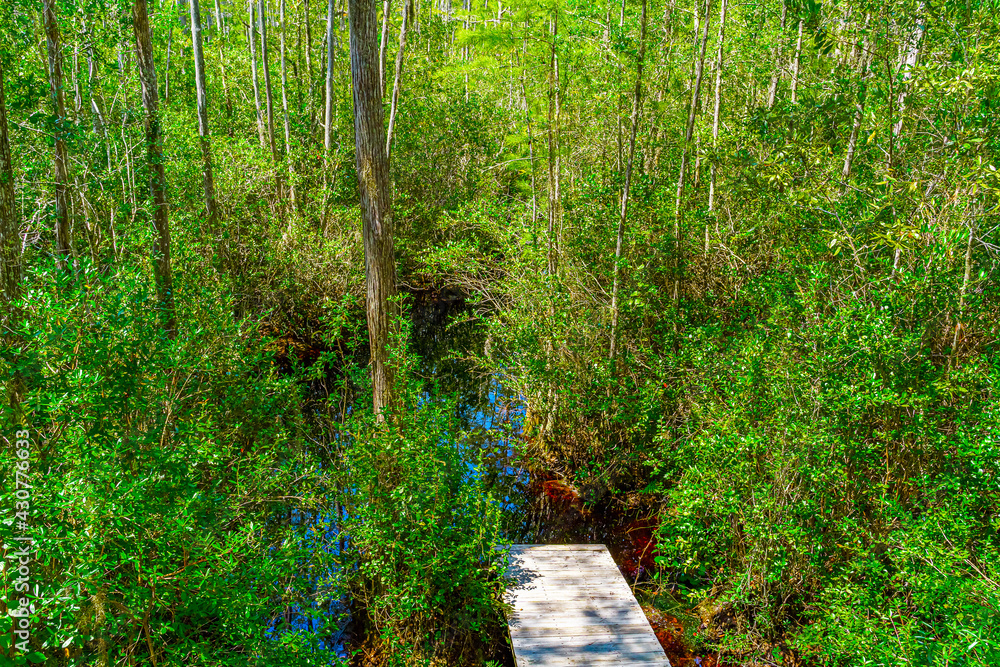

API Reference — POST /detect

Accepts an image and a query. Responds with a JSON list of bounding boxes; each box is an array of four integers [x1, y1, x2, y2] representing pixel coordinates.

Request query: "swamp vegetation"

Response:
[[0, 0, 998, 664]]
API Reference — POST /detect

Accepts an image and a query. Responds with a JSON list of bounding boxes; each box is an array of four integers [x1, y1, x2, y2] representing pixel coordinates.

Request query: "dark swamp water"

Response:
[[268, 290, 722, 666]]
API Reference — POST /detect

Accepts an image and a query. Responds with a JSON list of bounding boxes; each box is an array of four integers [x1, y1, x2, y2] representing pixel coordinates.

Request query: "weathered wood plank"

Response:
[[516, 650, 670, 666], [513, 633, 665, 651], [510, 622, 658, 638], [503, 544, 671, 667], [508, 544, 613, 551]]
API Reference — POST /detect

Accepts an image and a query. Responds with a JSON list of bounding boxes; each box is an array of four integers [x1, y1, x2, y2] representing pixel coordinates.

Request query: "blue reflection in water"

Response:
[[264, 300, 529, 661]]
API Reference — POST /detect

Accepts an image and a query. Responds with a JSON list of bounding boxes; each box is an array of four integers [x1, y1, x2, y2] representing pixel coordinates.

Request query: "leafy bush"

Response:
[[1, 259, 343, 666], [342, 388, 507, 666]]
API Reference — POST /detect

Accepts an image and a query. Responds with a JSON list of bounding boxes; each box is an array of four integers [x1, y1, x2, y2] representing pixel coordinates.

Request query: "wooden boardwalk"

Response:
[[504, 544, 672, 667]]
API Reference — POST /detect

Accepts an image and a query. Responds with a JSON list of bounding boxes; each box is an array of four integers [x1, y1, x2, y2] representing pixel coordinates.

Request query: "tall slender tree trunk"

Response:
[[324, 0, 336, 160], [213, 0, 233, 126], [950, 215, 976, 369], [214, 0, 226, 35], [385, 0, 410, 159], [379, 0, 392, 93], [0, 63, 18, 308], [672, 0, 712, 340], [133, 0, 177, 338], [790, 17, 803, 103], [0, 62, 25, 415], [609, 0, 647, 362], [708, 0, 727, 215], [43, 0, 72, 268], [72, 41, 82, 114], [249, 2, 267, 146], [305, 0, 314, 103], [165, 23, 173, 102], [85, 39, 108, 138], [190, 0, 219, 221], [554, 23, 561, 272], [841, 25, 870, 192], [767, 0, 786, 108], [259, 0, 278, 159], [893, 5, 925, 137], [348, 0, 400, 418], [519, 21, 536, 226], [545, 12, 560, 277], [280, 0, 297, 208]]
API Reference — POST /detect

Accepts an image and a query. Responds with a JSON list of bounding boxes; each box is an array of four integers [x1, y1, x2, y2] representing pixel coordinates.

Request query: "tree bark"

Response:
[[841, 25, 870, 192], [0, 62, 25, 415], [305, 0, 313, 102], [324, 0, 336, 159], [249, 1, 267, 146], [790, 17, 803, 104], [546, 12, 560, 277], [213, 0, 231, 123], [385, 0, 409, 159], [85, 36, 108, 139], [379, 0, 392, 93], [43, 0, 72, 268], [190, 0, 219, 221], [672, 0, 712, 340], [133, 0, 177, 338], [767, 0, 786, 108], [519, 19, 537, 226], [214, 0, 226, 36], [893, 5, 925, 137], [165, 22, 173, 102], [950, 215, 976, 368], [609, 0, 647, 362], [259, 0, 278, 159], [0, 63, 18, 308], [280, 0, 297, 208], [708, 0, 727, 214], [72, 42, 82, 115], [349, 0, 400, 418]]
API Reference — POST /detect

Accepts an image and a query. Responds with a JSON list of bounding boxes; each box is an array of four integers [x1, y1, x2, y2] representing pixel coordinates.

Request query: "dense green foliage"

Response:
[[1, 0, 998, 664]]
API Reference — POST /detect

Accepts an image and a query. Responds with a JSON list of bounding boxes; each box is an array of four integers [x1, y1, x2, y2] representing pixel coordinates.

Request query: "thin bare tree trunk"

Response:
[[708, 0, 727, 214], [305, 0, 313, 101], [214, 0, 226, 35], [86, 45, 106, 136], [0, 62, 18, 307], [609, 0, 647, 362], [43, 0, 72, 268], [767, 0, 786, 108], [554, 24, 561, 273], [190, 0, 219, 221], [348, 0, 400, 418], [519, 20, 536, 226], [841, 24, 870, 192], [72, 41, 82, 114], [259, 0, 278, 159], [790, 17, 803, 103], [165, 23, 173, 102], [133, 0, 177, 338], [545, 13, 560, 277], [249, 1, 267, 146], [0, 62, 24, 414], [324, 0, 336, 159], [379, 0, 392, 92], [672, 0, 712, 338], [280, 0, 297, 208], [893, 5, 925, 137], [385, 0, 410, 159], [213, 0, 232, 126], [950, 215, 976, 368]]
